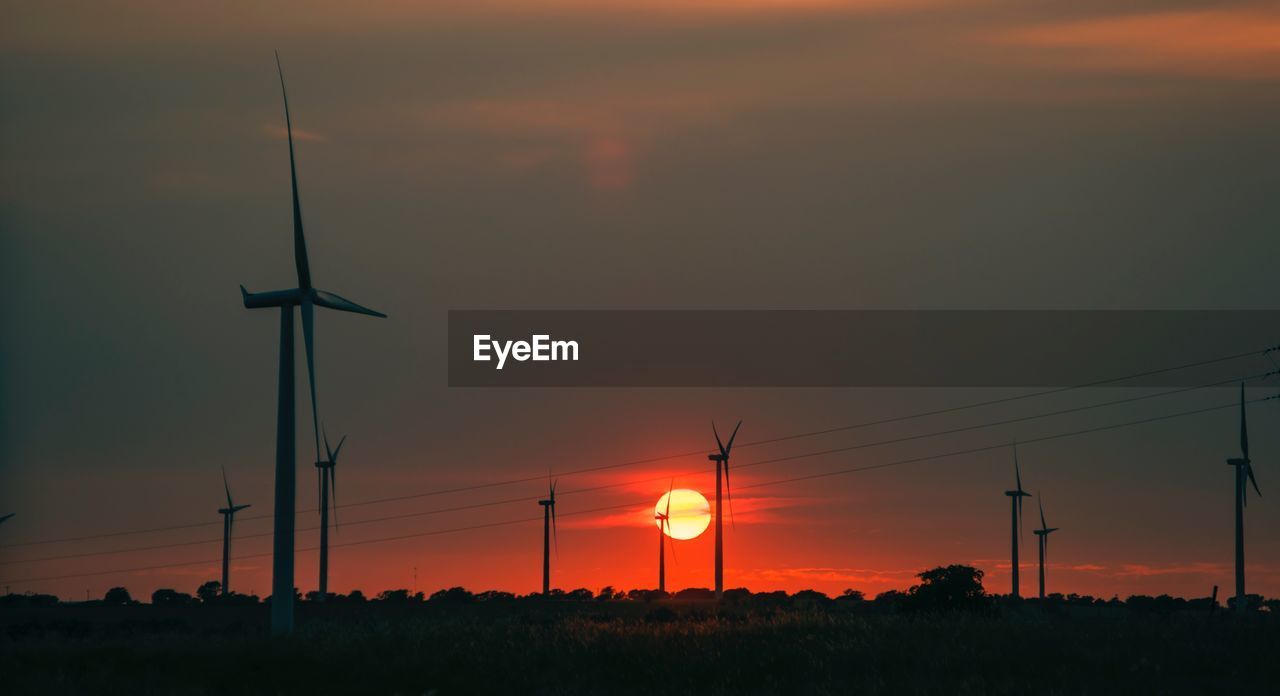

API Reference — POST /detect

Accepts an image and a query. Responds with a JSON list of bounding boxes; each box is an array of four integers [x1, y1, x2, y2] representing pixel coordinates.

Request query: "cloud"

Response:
[[735, 566, 918, 588], [262, 124, 329, 143], [986, 8, 1280, 80]]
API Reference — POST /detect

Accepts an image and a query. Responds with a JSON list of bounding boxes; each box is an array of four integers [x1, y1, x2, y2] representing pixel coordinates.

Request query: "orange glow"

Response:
[[654, 488, 711, 540]]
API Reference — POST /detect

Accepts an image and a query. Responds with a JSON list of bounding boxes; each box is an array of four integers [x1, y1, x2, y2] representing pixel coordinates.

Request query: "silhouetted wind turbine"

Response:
[[315, 428, 347, 603], [655, 479, 676, 593], [240, 52, 386, 634], [538, 479, 558, 595], [218, 467, 251, 596], [708, 420, 741, 600], [1032, 494, 1058, 600], [1004, 445, 1031, 599], [1226, 384, 1261, 614]]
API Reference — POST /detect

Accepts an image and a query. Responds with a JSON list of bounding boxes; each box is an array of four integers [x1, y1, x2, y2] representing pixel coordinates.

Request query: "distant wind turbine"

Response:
[[708, 420, 741, 600], [240, 52, 386, 634], [1032, 494, 1059, 600], [315, 428, 347, 603], [655, 480, 676, 593], [1004, 445, 1031, 599], [1226, 384, 1262, 614], [218, 467, 251, 596], [538, 479, 558, 595]]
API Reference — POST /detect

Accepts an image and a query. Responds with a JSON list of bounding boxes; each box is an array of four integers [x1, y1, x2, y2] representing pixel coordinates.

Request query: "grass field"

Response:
[[4, 600, 1278, 695]]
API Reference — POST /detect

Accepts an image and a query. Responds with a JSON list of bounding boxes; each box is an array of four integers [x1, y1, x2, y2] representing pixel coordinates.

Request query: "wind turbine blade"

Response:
[[313, 290, 387, 318], [1247, 464, 1261, 498], [665, 478, 673, 521], [1240, 383, 1249, 461], [725, 420, 742, 454], [1039, 495, 1046, 530], [724, 461, 736, 530], [301, 297, 321, 465], [332, 434, 347, 463], [0, 513, 13, 525], [222, 466, 234, 509], [330, 467, 339, 531], [666, 519, 677, 564], [551, 500, 558, 559], [1014, 445, 1023, 493], [274, 51, 311, 292], [317, 468, 324, 513], [323, 425, 333, 462]]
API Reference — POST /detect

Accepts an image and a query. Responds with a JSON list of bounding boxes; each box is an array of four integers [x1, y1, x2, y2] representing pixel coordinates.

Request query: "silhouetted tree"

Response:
[[791, 589, 830, 606], [197, 581, 222, 603], [0, 592, 59, 607], [597, 586, 621, 601], [905, 565, 987, 613], [476, 590, 514, 602], [151, 588, 195, 606], [566, 588, 594, 601], [348, 590, 367, 603], [722, 588, 752, 604], [1227, 594, 1264, 613], [103, 587, 135, 605], [430, 587, 475, 603], [674, 588, 715, 601], [837, 589, 865, 603]]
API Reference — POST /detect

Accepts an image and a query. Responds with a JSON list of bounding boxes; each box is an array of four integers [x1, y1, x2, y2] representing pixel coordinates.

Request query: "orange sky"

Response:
[[1, 1, 1279, 603]]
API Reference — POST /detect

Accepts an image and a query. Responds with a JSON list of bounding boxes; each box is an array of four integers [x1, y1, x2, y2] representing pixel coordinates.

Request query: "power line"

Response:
[[5, 393, 1272, 586], [3, 370, 1274, 566], [3, 345, 1271, 551]]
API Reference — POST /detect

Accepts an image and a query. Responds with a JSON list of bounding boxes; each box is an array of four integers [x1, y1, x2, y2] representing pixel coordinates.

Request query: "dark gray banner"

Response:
[[447, 310, 1280, 387]]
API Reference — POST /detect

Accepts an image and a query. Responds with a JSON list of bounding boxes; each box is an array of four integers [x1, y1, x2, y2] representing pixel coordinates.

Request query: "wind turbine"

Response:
[[655, 480, 676, 594], [1004, 445, 1031, 599], [708, 420, 741, 600], [1226, 383, 1261, 614], [315, 428, 347, 603], [218, 467, 252, 596], [1032, 495, 1059, 600], [240, 53, 386, 634], [538, 479, 557, 595]]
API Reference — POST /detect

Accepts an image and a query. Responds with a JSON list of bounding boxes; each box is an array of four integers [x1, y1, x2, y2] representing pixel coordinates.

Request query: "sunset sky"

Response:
[[2, 1, 1279, 602]]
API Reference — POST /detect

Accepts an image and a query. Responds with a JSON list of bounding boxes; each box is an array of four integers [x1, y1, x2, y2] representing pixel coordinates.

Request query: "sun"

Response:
[[654, 488, 711, 540]]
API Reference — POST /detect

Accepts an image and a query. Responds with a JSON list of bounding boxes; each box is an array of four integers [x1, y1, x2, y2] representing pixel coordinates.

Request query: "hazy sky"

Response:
[[2, 0, 1279, 600]]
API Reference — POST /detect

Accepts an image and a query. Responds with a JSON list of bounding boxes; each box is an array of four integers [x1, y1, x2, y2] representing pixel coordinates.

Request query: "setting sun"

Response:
[[654, 488, 712, 540]]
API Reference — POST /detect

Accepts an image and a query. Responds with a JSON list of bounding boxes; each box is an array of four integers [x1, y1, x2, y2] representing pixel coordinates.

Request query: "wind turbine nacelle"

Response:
[[708, 454, 724, 462], [1227, 457, 1250, 466], [241, 286, 305, 309]]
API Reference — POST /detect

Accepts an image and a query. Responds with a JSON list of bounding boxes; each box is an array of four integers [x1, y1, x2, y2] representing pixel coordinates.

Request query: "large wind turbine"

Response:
[[538, 479, 557, 595], [1004, 446, 1031, 599], [240, 53, 386, 634], [708, 420, 741, 600], [315, 429, 347, 603], [655, 480, 676, 593], [1226, 384, 1262, 614], [218, 467, 252, 596], [1032, 495, 1058, 600]]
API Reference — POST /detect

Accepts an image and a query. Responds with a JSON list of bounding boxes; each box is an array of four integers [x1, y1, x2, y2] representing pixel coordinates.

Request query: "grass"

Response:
[[3, 601, 1278, 695]]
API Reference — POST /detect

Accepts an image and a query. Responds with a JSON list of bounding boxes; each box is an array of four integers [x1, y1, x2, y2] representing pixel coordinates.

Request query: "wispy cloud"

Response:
[[986, 8, 1280, 80], [262, 124, 329, 143]]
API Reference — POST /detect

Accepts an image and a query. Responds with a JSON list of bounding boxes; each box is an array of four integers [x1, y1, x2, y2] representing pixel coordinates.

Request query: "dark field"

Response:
[[4, 601, 1278, 695]]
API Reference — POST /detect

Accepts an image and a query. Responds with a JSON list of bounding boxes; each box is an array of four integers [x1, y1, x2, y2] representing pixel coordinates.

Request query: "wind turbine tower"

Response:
[[315, 429, 347, 602], [539, 479, 557, 595], [240, 53, 386, 633], [1226, 384, 1261, 614], [1004, 446, 1031, 599], [708, 420, 741, 600], [218, 467, 252, 596], [1032, 495, 1059, 600]]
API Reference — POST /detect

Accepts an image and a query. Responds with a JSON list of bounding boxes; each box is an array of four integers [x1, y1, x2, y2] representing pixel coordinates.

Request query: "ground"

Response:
[[3, 601, 1277, 694]]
